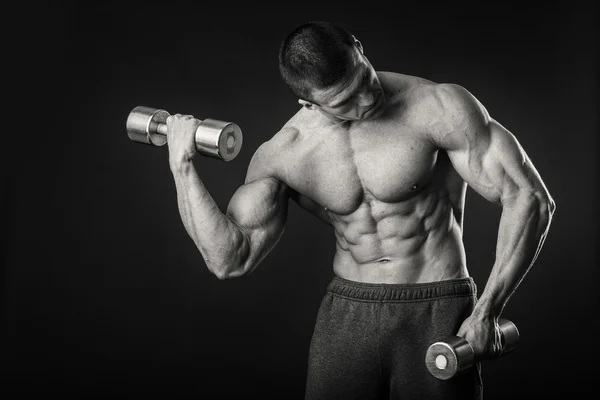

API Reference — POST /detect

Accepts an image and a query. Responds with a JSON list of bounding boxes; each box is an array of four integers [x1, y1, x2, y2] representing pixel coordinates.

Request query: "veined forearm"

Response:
[[474, 190, 555, 317], [171, 162, 249, 277]]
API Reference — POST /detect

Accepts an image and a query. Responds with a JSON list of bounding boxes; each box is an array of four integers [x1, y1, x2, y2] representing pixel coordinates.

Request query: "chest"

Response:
[[282, 121, 438, 213]]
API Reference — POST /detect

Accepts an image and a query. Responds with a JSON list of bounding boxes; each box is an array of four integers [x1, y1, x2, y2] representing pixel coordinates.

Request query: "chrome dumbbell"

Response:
[[425, 319, 519, 380], [126, 105, 243, 162]]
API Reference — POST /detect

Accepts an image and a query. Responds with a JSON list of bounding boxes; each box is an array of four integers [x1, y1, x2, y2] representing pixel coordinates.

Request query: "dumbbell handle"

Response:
[[154, 123, 170, 136], [152, 119, 217, 137]]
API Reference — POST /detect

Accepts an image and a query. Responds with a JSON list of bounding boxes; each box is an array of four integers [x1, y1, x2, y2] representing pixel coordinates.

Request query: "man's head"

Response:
[[278, 21, 385, 121]]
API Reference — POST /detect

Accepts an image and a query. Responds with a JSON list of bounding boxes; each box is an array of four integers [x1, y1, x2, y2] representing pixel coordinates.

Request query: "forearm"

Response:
[[474, 190, 555, 318], [170, 161, 249, 277]]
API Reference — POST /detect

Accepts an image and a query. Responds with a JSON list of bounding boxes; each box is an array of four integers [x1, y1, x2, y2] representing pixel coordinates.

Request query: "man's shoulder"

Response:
[[407, 82, 490, 148], [377, 71, 468, 102], [244, 124, 300, 184], [378, 72, 450, 112], [401, 80, 478, 121], [378, 70, 432, 84], [377, 71, 437, 94]]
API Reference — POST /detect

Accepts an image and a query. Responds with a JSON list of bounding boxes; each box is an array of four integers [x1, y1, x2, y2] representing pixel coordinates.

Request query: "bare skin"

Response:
[[166, 40, 555, 359]]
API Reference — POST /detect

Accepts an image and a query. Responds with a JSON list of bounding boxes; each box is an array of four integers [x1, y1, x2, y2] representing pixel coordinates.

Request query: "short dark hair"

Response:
[[278, 21, 357, 101]]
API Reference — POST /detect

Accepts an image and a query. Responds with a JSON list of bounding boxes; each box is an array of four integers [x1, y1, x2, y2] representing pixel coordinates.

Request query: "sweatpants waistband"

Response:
[[327, 276, 477, 302]]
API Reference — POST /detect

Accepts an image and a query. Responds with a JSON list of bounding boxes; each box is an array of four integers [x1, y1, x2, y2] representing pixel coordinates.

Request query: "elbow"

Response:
[[208, 251, 254, 281], [210, 262, 232, 280], [547, 194, 557, 217], [540, 191, 556, 219], [508, 189, 556, 225], [212, 266, 241, 280], [206, 261, 243, 281], [533, 190, 556, 225], [209, 261, 249, 280], [205, 257, 251, 281], [207, 228, 253, 280]]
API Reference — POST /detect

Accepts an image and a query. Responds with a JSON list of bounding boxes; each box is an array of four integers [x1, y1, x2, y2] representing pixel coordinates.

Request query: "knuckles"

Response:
[[166, 114, 198, 127]]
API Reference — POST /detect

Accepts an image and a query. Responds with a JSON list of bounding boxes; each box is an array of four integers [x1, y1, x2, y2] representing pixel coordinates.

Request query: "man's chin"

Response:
[[361, 96, 385, 120], [361, 104, 384, 120]]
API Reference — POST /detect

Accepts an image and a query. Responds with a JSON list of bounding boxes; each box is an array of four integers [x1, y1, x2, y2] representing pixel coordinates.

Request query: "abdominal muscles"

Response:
[[331, 187, 468, 284]]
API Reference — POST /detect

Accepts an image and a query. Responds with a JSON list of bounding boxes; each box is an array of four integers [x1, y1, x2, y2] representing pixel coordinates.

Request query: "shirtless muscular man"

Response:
[[165, 21, 556, 399]]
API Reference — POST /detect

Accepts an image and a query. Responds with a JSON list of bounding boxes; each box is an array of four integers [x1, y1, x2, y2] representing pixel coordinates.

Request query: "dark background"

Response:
[[4, 2, 597, 398]]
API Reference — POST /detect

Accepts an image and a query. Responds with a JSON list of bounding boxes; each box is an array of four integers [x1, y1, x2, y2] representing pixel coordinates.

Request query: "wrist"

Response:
[[169, 158, 194, 175], [472, 296, 503, 320]]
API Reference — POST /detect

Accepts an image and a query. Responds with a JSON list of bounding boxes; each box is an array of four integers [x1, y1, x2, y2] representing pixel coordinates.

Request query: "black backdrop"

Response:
[[4, 2, 597, 398]]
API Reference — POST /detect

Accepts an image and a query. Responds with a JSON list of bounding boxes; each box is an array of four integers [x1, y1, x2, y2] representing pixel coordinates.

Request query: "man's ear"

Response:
[[298, 99, 316, 110], [352, 35, 364, 54]]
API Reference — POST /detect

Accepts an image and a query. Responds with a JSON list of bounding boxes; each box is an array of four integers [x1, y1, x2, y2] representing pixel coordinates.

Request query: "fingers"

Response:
[[457, 318, 504, 359], [166, 114, 195, 124], [492, 325, 504, 356], [166, 114, 180, 124], [482, 323, 503, 358]]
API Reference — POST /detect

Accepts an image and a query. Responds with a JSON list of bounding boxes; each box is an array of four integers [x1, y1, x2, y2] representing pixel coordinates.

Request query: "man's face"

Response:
[[307, 47, 385, 121]]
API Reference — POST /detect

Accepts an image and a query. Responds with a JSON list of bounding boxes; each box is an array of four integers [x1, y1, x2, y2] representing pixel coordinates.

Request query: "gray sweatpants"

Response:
[[304, 276, 482, 400]]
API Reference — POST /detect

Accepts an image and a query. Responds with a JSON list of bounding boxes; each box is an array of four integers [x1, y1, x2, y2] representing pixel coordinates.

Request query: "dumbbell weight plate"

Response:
[[126, 106, 169, 146], [195, 119, 243, 162], [498, 318, 519, 355], [425, 336, 475, 380]]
